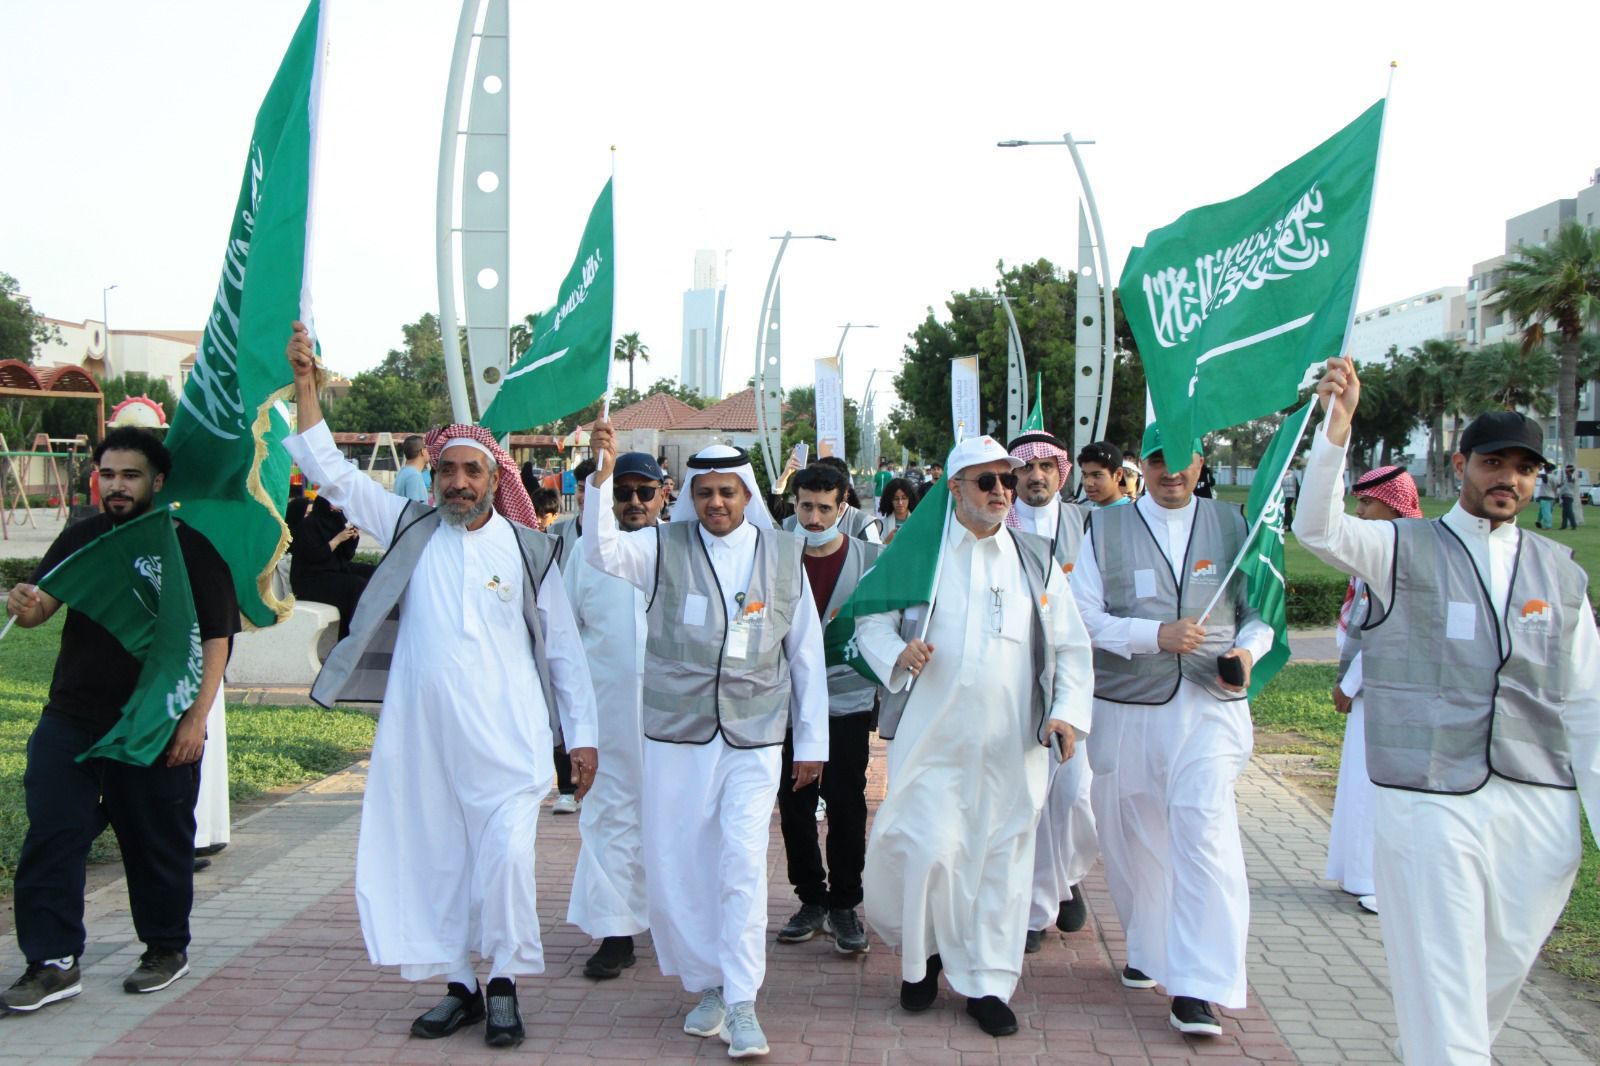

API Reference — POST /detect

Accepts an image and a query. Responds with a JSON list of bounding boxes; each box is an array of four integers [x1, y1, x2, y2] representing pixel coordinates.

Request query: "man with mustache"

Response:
[[583, 424, 829, 1059], [279, 324, 597, 1050], [1295, 357, 1600, 1065], [854, 436, 1092, 1038], [1070, 423, 1271, 1038], [3, 428, 238, 1013], [563, 452, 666, 980]]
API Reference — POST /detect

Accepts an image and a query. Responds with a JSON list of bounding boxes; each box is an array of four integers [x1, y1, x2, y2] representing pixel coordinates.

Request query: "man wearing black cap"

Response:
[[1295, 357, 1600, 1065]]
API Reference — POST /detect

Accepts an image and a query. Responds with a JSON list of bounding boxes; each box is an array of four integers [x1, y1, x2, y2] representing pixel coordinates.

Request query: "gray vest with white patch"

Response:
[[819, 538, 883, 716]]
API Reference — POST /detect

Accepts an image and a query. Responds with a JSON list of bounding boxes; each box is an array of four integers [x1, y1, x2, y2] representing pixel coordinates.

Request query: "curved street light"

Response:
[[753, 232, 835, 482]]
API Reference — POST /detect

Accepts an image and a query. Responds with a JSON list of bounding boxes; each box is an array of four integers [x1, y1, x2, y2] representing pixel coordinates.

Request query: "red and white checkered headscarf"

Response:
[[424, 423, 542, 530], [1353, 465, 1422, 520], [1004, 432, 1073, 530]]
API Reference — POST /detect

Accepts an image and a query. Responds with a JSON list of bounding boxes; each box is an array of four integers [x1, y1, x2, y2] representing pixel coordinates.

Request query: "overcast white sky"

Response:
[[4, 0, 1597, 420]]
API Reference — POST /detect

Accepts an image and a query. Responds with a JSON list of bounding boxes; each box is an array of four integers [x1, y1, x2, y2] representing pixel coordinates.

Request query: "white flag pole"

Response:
[[904, 493, 954, 694], [599, 147, 618, 424], [0, 614, 16, 643]]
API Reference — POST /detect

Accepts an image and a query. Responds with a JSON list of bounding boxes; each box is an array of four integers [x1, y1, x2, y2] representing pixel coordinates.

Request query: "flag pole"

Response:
[[0, 614, 15, 643], [600, 146, 618, 424], [903, 492, 954, 694]]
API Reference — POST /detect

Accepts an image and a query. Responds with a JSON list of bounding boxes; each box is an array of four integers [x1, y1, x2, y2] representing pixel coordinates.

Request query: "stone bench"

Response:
[[224, 600, 340, 686]]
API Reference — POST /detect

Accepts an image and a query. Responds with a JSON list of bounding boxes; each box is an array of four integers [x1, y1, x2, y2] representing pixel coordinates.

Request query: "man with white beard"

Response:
[[563, 452, 666, 979]]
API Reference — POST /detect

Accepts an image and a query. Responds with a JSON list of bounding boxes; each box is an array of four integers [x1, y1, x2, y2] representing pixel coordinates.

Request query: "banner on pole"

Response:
[[814, 356, 846, 460], [950, 356, 980, 443]]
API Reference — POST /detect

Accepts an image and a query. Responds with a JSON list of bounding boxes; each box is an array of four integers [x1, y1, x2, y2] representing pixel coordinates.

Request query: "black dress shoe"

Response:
[[193, 858, 212, 873], [484, 977, 524, 1048], [899, 954, 942, 1012], [194, 843, 228, 858], [1120, 965, 1157, 989], [410, 981, 485, 1038], [1024, 929, 1043, 954], [1056, 885, 1088, 932], [583, 935, 636, 980], [965, 996, 1018, 1037], [1169, 996, 1222, 1037]]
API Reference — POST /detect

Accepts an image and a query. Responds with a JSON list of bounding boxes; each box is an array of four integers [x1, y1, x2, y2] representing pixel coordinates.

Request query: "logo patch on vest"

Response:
[[1062, 562, 1074, 575], [1514, 598, 1553, 632], [1190, 558, 1218, 581]]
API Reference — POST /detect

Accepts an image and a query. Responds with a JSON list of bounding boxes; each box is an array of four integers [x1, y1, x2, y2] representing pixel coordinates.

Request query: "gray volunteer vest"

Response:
[[782, 505, 883, 542], [877, 529, 1057, 744], [1336, 579, 1368, 688], [643, 520, 805, 747], [818, 537, 883, 716], [1089, 497, 1249, 704], [1049, 500, 1086, 575], [1361, 519, 1588, 794], [310, 501, 566, 743], [552, 514, 581, 568]]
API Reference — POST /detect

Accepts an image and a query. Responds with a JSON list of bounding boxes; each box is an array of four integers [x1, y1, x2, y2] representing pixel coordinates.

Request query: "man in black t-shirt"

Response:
[[2, 427, 238, 1014]]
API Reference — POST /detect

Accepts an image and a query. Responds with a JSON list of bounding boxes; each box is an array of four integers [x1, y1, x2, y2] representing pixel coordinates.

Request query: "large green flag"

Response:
[[159, 0, 326, 628], [481, 179, 615, 434], [1023, 372, 1044, 432], [1233, 401, 1316, 698], [37, 507, 204, 766], [1121, 100, 1383, 460], [824, 479, 952, 683]]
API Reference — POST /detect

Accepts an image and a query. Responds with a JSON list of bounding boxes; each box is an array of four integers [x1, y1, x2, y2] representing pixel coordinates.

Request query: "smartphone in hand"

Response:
[[1217, 654, 1245, 687]]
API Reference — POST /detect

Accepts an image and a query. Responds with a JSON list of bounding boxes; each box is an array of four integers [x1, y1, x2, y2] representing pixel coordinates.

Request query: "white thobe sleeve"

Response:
[[1338, 651, 1364, 699], [1291, 420, 1396, 600], [864, 521, 883, 544], [1561, 601, 1600, 834], [1070, 528, 1163, 657], [1043, 563, 1093, 736], [582, 474, 659, 593], [856, 609, 912, 693], [536, 561, 598, 750], [281, 422, 406, 549], [785, 570, 830, 762]]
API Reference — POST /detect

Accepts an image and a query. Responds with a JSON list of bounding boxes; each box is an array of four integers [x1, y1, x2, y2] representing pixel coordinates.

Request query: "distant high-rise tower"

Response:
[[682, 249, 726, 398]]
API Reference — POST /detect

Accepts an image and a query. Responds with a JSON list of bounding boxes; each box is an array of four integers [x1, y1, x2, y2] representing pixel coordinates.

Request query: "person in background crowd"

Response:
[[1194, 458, 1216, 499], [289, 495, 376, 640], [877, 477, 917, 543], [1121, 459, 1143, 500], [1557, 463, 1580, 530], [1077, 442, 1130, 510], [1280, 462, 1301, 527], [532, 488, 561, 532], [873, 457, 895, 512], [562, 464, 578, 512], [394, 435, 431, 503], [1534, 464, 1557, 529], [905, 462, 924, 485], [551, 459, 597, 564], [926, 460, 944, 483]]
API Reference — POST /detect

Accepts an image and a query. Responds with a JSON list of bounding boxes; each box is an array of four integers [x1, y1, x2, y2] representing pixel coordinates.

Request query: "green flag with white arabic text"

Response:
[[481, 179, 615, 434], [1121, 100, 1383, 461], [1237, 401, 1315, 698], [37, 507, 204, 766]]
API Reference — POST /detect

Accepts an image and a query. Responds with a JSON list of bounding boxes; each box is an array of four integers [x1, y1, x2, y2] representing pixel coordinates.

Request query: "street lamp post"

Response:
[[753, 232, 835, 482], [101, 284, 118, 377]]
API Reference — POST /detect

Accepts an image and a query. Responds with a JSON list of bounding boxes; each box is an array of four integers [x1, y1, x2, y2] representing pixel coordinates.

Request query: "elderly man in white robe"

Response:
[[583, 423, 830, 1060], [563, 451, 666, 980], [281, 324, 597, 1050], [855, 435, 1093, 1038]]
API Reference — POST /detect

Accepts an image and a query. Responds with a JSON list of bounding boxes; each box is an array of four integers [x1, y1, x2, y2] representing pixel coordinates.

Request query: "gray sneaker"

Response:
[[2, 960, 82, 1012], [684, 985, 726, 1037], [123, 950, 190, 994], [777, 902, 828, 943], [721, 1000, 770, 1058], [826, 908, 870, 954]]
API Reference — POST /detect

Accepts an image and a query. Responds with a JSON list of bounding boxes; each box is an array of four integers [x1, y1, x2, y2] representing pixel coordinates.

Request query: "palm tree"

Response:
[[1462, 341, 1557, 416], [508, 311, 542, 358], [613, 332, 649, 392], [1490, 221, 1600, 466], [1393, 339, 1469, 497]]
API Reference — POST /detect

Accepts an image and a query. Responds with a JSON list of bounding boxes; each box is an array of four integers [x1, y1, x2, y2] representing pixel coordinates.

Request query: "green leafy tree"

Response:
[[1491, 221, 1600, 466], [0, 272, 62, 365], [324, 372, 434, 434], [508, 311, 543, 358], [1345, 355, 1418, 471], [1393, 339, 1470, 497], [1462, 340, 1558, 416], [613, 332, 649, 392]]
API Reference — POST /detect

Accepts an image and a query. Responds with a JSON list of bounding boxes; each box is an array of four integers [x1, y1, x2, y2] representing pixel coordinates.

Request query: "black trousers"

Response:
[[777, 711, 873, 910], [1561, 498, 1579, 529], [553, 745, 575, 795], [13, 715, 199, 962]]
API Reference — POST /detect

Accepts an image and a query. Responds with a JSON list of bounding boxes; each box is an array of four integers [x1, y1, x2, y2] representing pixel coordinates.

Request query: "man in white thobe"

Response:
[[193, 689, 229, 866], [1072, 422, 1272, 1038], [563, 452, 665, 980], [280, 324, 597, 1050], [584, 425, 830, 1060], [855, 436, 1092, 1038], [1295, 358, 1600, 1065]]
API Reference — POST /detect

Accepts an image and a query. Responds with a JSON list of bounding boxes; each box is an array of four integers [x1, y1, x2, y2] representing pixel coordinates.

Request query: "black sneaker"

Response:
[[899, 954, 941, 1012], [2, 960, 82, 1012], [777, 902, 829, 943], [411, 981, 485, 1038], [1024, 929, 1043, 954], [122, 950, 189, 994], [826, 908, 870, 954], [583, 935, 636, 979], [1120, 965, 1157, 989], [1169, 996, 1222, 1037], [965, 995, 1018, 1037], [1056, 885, 1088, 932], [484, 977, 524, 1048]]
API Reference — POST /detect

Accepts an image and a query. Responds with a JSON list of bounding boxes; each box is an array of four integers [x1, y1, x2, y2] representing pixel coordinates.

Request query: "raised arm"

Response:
[[581, 418, 659, 590]]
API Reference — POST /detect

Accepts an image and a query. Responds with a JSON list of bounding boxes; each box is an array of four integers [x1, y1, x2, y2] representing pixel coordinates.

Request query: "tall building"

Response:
[[681, 249, 726, 399], [1347, 287, 1465, 363]]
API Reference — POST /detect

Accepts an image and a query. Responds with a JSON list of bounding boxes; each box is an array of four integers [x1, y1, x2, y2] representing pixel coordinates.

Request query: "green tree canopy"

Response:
[[0, 272, 62, 365], [1345, 355, 1418, 471], [1462, 340, 1558, 416], [1393, 339, 1471, 496], [324, 372, 433, 434]]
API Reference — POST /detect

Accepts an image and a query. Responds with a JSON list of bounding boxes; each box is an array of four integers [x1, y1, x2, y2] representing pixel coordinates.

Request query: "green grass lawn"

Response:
[[0, 614, 375, 894]]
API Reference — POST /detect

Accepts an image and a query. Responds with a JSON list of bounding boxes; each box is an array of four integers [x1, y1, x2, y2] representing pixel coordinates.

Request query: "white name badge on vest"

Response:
[[727, 593, 766, 660], [1446, 601, 1476, 642], [1134, 568, 1158, 599]]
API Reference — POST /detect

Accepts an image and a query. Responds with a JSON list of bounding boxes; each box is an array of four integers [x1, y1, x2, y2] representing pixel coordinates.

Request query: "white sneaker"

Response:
[[684, 986, 726, 1037], [721, 1000, 770, 1058], [1357, 894, 1379, 914], [553, 793, 579, 815]]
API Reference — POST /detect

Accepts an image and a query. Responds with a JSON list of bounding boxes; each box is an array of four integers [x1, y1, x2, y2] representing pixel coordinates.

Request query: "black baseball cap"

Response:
[[1457, 411, 1549, 463], [615, 452, 665, 481]]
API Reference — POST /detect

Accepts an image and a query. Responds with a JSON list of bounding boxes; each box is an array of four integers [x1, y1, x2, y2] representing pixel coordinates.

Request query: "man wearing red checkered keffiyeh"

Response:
[[424, 423, 543, 530]]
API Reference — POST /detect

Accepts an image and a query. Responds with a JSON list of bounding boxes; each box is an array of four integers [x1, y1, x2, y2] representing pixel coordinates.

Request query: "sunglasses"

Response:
[[955, 472, 1018, 493], [613, 484, 660, 503]]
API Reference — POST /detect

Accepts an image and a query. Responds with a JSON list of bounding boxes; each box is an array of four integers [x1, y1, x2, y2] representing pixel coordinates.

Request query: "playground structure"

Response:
[[0, 359, 103, 540]]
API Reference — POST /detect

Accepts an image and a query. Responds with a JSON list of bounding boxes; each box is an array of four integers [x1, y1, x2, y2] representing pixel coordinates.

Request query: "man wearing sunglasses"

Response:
[[854, 436, 1093, 1038], [562, 453, 667, 982], [583, 423, 829, 1059], [1070, 423, 1270, 1039]]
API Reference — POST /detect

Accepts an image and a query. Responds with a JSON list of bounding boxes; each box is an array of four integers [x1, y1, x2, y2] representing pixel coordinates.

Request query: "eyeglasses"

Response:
[[613, 484, 660, 503], [955, 472, 1018, 493]]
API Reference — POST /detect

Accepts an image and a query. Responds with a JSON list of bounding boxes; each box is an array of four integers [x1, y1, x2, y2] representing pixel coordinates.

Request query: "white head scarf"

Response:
[[669, 444, 775, 529]]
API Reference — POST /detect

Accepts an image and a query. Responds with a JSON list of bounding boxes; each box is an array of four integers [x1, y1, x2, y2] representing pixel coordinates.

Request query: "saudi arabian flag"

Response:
[[1121, 100, 1383, 463], [481, 179, 615, 434], [824, 479, 953, 683], [1236, 400, 1315, 698], [37, 507, 204, 766], [1023, 371, 1044, 432], [159, 0, 327, 628]]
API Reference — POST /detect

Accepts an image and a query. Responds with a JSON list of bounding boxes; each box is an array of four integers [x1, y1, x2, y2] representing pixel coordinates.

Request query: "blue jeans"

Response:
[[1538, 499, 1554, 528]]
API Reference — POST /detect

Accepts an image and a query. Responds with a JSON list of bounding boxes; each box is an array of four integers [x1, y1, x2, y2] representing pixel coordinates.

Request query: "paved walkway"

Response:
[[3, 748, 1597, 1064]]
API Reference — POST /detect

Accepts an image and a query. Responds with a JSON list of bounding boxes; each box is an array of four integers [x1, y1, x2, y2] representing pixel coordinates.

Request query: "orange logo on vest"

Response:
[[1520, 599, 1551, 619], [1191, 559, 1217, 578]]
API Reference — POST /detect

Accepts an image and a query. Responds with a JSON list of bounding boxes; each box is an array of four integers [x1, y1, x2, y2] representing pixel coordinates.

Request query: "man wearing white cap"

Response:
[[854, 435, 1093, 1038], [1006, 431, 1096, 950], [584, 421, 829, 1060], [1071, 422, 1270, 1038]]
